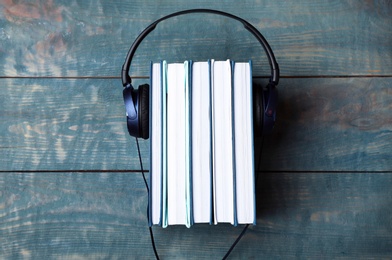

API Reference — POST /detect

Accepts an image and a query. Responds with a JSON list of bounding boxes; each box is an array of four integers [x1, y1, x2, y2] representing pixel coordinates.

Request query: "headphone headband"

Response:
[[121, 9, 280, 87]]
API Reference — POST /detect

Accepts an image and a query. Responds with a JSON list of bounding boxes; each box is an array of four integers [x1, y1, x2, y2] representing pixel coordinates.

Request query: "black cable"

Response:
[[135, 136, 265, 259], [222, 224, 250, 260], [135, 138, 159, 259], [148, 226, 160, 260], [222, 137, 264, 259], [136, 138, 149, 193]]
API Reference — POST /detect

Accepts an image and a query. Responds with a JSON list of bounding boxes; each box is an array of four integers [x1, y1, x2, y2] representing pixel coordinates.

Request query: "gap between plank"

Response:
[[0, 75, 391, 80], [0, 170, 391, 174]]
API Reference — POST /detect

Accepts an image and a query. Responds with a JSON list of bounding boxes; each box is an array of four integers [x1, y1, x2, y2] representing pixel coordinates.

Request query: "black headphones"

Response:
[[121, 9, 279, 139]]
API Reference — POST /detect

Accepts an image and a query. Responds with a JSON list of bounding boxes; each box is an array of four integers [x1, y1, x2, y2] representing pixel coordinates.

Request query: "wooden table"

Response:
[[1, 1, 391, 258]]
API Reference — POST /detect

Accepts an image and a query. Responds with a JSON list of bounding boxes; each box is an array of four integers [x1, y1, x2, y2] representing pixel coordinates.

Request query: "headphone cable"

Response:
[[135, 136, 264, 259], [222, 136, 264, 259], [135, 138, 160, 259], [222, 224, 250, 259]]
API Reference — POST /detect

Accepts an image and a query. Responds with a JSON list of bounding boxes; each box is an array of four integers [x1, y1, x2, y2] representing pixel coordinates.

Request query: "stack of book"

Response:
[[149, 59, 255, 228]]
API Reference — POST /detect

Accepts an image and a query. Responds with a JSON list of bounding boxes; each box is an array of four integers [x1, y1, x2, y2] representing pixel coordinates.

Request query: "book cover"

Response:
[[211, 59, 235, 225], [233, 60, 256, 225], [149, 61, 164, 227], [191, 60, 213, 225], [149, 59, 255, 227]]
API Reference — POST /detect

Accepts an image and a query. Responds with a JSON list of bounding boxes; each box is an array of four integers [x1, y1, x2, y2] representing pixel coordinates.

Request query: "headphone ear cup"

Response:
[[138, 84, 150, 139], [253, 82, 264, 137], [262, 83, 278, 135], [123, 84, 141, 138]]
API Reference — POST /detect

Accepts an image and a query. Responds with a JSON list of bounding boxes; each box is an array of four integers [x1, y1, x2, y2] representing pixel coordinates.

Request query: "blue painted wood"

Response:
[[1, 0, 392, 258], [0, 78, 148, 171], [0, 78, 391, 171], [0, 0, 391, 77], [1, 172, 392, 259], [260, 77, 392, 171]]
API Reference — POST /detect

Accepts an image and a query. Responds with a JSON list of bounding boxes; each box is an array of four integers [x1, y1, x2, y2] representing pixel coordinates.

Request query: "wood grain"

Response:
[[1, 171, 392, 259], [0, 78, 148, 171], [1, 78, 391, 172], [261, 77, 392, 171], [0, 0, 391, 77], [1, 0, 392, 258]]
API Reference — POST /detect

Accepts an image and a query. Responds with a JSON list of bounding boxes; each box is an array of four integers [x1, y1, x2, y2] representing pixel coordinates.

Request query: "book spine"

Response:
[[188, 60, 194, 226], [231, 60, 238, 227], [148, 61, 153, 227], [161, 60, 168, 228], [211, 59, 217, 225], [184, 60, 192, 228], [208, 59, 213, 225], [158, 60, 163, 227], [249, 60, 256, 225]]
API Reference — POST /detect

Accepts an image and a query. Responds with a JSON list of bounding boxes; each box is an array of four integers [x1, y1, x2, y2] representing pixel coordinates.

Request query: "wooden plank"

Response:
[[1, 1, 391, 259], [0, 78, 148, 171], [260, 77, 392, 171], [0, 172, 152, 258], [1, 77, 391, 172], [1, 171, 392, 258], [0, 0, 391, 77]]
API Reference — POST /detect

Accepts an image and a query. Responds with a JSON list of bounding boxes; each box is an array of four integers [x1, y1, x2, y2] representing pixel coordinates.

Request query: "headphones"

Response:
[[121, 9, 279, 139]]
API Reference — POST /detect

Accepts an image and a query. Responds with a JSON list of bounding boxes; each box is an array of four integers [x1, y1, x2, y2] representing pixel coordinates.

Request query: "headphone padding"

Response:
[[138, 84, 150, 139], [253, 82, 264, 137], [262, 83, 278, 135]]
